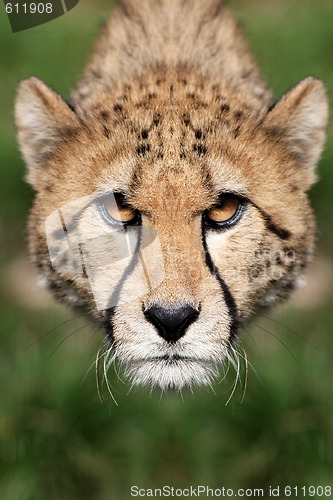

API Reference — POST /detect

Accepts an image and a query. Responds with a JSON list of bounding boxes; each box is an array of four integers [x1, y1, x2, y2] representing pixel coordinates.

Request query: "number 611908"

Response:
[[5, 3, 53, 14], [284, 485, 332, 497]]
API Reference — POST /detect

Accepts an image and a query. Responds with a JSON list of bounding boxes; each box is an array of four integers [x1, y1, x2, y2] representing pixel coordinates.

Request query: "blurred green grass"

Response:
[[0, 0, 332, 499]]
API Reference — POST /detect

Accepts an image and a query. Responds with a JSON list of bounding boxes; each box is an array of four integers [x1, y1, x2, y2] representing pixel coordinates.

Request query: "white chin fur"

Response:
[[121, 358, 220, 391]]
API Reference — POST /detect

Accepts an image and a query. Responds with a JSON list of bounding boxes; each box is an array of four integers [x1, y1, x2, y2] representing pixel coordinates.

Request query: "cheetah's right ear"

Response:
[[15, 77, 79, 190]]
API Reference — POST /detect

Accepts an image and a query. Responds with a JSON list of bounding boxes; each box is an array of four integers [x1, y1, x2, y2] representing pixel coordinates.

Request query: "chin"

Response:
[[116, 356, 220, 391]]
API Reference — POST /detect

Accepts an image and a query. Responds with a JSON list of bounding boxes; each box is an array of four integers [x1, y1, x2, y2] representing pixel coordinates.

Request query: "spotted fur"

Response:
[[15, 0, 328, 391]]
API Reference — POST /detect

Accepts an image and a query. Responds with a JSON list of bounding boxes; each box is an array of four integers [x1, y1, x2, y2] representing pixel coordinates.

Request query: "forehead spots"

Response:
[[136, 143, 151, 157], [100, 110, 109, 120], [193, 144, 207, 156], [113, 103, 123, 113], [233, 125, 241, 139], [89, 71, 261, 206]]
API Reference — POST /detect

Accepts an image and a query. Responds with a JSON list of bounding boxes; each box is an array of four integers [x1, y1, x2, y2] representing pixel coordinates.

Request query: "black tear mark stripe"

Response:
[[201, 224, 239, 343], [251, 201, 290, 240], [103, 228, 142, 343]]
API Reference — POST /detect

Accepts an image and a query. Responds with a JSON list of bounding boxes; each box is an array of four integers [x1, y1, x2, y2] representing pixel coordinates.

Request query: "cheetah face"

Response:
[[16, 43, 327, 391]]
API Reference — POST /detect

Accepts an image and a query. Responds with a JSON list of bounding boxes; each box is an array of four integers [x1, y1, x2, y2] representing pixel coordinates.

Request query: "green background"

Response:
[[0, 0, 332, 498]]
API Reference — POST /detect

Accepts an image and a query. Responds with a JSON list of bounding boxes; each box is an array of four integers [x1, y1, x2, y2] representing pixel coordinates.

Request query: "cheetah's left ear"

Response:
[[263, 77, 329, 185]]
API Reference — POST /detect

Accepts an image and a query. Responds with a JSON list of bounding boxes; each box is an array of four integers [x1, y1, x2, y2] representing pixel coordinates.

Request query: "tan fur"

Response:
[[15, 0, 328, 390]]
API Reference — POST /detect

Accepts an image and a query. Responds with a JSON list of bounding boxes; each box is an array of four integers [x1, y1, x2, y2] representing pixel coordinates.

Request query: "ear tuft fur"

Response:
[[15, 77, 79, 189]]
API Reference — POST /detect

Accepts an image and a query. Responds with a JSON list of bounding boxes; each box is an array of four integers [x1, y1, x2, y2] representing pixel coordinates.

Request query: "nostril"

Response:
[[143, 303, 200, 343]]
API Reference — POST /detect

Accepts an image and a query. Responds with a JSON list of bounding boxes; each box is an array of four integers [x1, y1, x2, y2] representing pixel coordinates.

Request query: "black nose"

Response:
[[144, 303, 200, 343]]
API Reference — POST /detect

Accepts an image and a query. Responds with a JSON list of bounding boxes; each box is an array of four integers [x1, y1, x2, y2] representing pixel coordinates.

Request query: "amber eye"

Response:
[[203, 193, 244, 228], [100, 193, 141, 226]]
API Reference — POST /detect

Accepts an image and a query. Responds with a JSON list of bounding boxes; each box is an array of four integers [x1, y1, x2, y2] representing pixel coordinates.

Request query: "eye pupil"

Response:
[[101, 193, 141, 226]]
